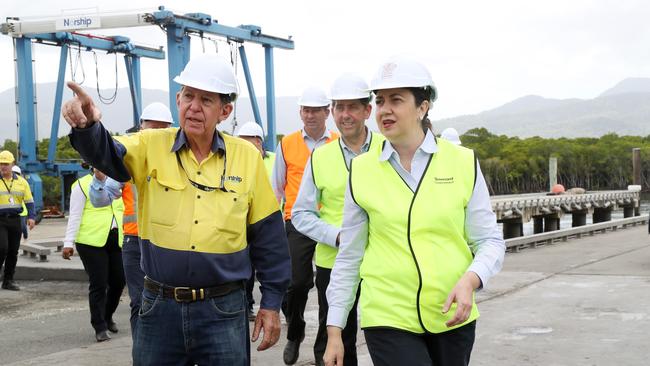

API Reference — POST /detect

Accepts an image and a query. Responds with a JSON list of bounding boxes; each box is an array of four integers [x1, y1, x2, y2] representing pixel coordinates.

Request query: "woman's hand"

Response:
[[323, 326, 344, 366], [442, 271, 481, 327]]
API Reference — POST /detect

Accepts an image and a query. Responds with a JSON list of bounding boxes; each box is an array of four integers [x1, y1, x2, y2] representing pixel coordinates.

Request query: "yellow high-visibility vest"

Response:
[[350, 137, 478, 333], [75, 174, 125, 247], [311, 132, 383, 269], [263, 152, 275, 180]]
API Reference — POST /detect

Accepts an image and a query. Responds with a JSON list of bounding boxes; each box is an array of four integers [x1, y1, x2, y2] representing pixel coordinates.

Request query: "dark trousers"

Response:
[[314, 266, 359, 366], [76, 229, 126, 333], [364, 321, 476, 366], [284, 220, 317, 341], [20, 216, 28, 239], [0, 215, 22, 282], [122, 235, 145, 339]]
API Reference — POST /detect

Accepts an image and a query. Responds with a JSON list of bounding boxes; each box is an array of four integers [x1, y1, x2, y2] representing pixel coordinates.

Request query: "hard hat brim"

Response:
[[368, 83, 438, 103], [174, 76, 239, 101]]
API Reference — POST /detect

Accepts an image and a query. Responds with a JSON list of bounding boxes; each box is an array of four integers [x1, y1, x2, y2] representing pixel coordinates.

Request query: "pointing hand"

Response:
[[61, 82, 102, 128]]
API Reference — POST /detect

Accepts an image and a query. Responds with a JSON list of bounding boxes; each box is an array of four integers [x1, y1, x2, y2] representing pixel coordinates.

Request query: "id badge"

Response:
[[8, 196, 15, 205]]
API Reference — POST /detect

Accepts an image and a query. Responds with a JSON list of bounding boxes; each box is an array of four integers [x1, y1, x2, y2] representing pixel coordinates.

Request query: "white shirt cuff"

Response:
[[324, 226, 340, 248], [326, 305, 348, 328], [466, 263, 490, 290]]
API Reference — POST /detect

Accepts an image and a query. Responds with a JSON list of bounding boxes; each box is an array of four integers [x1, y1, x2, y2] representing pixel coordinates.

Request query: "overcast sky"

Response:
[[1, 0, 649, 119]]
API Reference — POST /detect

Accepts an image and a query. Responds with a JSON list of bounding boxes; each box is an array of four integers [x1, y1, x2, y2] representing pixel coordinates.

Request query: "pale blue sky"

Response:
[[1, 0, 648, 119]]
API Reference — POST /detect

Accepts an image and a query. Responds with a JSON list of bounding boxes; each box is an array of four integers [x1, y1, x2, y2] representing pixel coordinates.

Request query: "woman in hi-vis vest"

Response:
[[62, 167, 126, 343], [323, 56, 506, 366]]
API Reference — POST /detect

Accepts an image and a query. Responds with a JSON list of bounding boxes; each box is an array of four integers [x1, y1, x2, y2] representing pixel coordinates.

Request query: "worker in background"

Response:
[[236, 121, 276, 178], [235, 121, 276, 321], [11, 165, 29, 240], [292, 73, 383, 366], [89, 102, 173, 339], [62, 167, 125, 342], [0, 150, 35, 291], [272, 86, 339, 365], [62, 53, 290, 365], [323, 56, 506, 366], [441, 127, 462, 145]]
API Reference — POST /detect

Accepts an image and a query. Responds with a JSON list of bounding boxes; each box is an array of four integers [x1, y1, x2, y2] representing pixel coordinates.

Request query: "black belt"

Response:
[[144, 277, 243, 303]]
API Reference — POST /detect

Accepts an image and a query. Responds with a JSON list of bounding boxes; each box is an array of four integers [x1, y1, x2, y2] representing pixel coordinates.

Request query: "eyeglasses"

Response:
[[175, 150, 235, 193]]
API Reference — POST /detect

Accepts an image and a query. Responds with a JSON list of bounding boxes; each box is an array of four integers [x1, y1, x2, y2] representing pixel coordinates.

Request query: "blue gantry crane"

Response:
[[1, 6, 294, 218]]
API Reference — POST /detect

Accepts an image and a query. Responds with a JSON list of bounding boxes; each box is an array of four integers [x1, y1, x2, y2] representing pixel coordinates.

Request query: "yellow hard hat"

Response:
[[0, 150, 15, 164]]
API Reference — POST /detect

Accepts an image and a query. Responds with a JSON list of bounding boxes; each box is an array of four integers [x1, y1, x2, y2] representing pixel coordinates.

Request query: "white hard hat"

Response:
[[140, 102, 173, 124], [330, 73, 371, 101], [369, 56, 437, 102], [236, 122, 265, 140], [173, 54, 239, 100], [440, 127, 461, 145], [298, 86, 330, 107], [11, 165, 21, 175]]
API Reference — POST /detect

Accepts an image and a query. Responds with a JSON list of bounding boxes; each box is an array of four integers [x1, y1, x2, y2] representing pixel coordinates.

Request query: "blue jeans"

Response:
[[133, 286, 249, 366], [122, 235, 145, 338]]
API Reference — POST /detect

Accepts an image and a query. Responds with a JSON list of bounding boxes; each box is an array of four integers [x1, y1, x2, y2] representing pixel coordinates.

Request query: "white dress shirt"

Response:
[[63, 183, 85, 249]]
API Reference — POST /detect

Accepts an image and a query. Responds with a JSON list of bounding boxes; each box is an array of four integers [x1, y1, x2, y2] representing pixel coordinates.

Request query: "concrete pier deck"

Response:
[[2, 218, 648, 365]]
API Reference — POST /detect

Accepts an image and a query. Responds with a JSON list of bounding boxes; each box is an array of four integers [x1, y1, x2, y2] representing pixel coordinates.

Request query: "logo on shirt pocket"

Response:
[[226, 175, 243, 183]]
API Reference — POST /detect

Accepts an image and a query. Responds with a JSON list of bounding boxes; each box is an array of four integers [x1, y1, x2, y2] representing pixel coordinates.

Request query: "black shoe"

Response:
[[2, 280, 20, 291], [283, 336, 303, 365], [95, 330, 111, 342], [107, 320, 118, 333], [248, 307, 256, 321]]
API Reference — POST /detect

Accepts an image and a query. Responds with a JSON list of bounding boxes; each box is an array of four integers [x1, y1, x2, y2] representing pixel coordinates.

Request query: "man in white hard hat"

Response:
[[86, 102, 173, 339], [235, 121, 276, 321], [0, 151, 35, 291], [62, 53, 290, 365], [236, 121, 275, 178], [292, 73, 384, 366], [441, 127, 462, 145], [139, 102, 174, 129], [272, 86, 339, 365]]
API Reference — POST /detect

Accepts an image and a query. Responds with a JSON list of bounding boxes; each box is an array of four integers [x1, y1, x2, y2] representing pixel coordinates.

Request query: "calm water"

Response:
[[499, 192, 649, 236]]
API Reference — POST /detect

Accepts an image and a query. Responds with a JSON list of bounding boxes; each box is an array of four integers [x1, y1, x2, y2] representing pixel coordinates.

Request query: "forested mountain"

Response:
[[434, 77, 650, 138]]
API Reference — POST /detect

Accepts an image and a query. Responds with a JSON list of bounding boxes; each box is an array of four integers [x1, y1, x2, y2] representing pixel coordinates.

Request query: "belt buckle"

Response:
[[173, 287, 195, 302]]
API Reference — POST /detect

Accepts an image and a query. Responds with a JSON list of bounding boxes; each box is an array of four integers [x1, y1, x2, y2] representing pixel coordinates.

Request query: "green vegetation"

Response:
[[2, 129, 649, 204], [462, 128, 650, 194]]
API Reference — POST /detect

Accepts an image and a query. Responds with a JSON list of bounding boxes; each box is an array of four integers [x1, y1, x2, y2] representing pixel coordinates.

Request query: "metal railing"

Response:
[[505, 215, 649, 252]]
